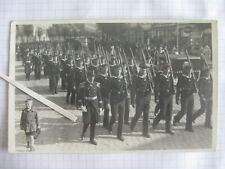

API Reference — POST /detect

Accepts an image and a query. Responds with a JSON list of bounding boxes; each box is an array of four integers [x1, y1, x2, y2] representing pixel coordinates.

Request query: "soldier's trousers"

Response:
[[192, 97, 212, 127], [109, 98, 125, 138], [174, 94, 194, 131], [124, 97, 131, 124], [26, 73, 30, 80], [52, 75, 59, 93], [66, 89, 75, 104], [130, 95, 150, 135], [61, 73, 67, 89], [81, 104, 97, 141], [102, 97, 110, 128], [153, 94, 173, 132]]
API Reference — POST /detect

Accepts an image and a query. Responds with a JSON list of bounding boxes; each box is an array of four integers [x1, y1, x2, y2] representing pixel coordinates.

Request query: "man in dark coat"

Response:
[[152, 63, 175, 134], [173, 62, 197, 131], [130, 63, 152, 138], [78, 67, 102, 145]]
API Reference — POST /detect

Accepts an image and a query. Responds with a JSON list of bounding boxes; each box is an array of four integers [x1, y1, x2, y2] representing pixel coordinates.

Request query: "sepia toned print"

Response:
[[8, 20, 217, 153]]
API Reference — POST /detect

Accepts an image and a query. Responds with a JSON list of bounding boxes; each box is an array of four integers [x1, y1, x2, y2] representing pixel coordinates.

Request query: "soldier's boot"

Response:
[[66, 92, 70, 103], [90, 123, 97, 145], [81, 123, 89, 140], [143, 133, 150, 138], [90, 140, 97, 145], [117, 135, 124, 141], [26, 142, 30, 148]]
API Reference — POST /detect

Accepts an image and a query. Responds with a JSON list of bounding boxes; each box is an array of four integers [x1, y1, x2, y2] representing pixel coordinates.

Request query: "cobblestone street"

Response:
[[15, 61, 213, 152]]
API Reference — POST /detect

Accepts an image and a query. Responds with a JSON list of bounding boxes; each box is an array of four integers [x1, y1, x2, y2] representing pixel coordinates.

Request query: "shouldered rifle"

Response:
[[185, 50, 198, 92], [145, 47, 156, 77], [81, 48, 88, 81], [117, 47, 129, 97], [164, 48, 175, 82], [130, 48, 138, 71], [141, 49, 154, 92], [102, 46, 111, 77], [122, 49, 132, 86]]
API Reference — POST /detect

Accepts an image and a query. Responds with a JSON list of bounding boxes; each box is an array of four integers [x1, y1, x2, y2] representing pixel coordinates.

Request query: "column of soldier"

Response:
[[19, 42, 213, 146]]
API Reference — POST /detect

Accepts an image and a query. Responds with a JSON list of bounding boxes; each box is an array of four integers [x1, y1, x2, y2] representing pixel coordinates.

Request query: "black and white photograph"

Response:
[[8, 20, 217, 153]]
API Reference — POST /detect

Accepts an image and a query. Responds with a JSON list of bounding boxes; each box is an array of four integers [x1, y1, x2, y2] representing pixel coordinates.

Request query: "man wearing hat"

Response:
[[130, 63, 152, 138], [66, 57, 75, 104], [108, 64, 127, 141], [173, 61, 197, 131], [50, 56, 61, 94], [73, 56, 85, 107], [192, 67, 212, 128], [78, 67, 102, 145], [95, 64, 110, 129], [152, 63, 175, 134]]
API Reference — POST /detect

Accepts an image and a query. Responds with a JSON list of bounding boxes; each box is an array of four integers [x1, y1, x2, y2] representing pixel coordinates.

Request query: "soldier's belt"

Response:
[[84, 96, 97, 100]]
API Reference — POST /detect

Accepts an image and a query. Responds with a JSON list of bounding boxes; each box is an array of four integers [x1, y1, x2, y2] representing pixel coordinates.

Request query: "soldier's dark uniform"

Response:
[[192, 68, 212, 128], [50, 57, 60, 94], [24, 56, 32, 81], [73, 59, 85, 107], [124, 61, 137, 124], [66, 59, 75, 104], [130, 63, 152, 137], [33, 54, 42, 80], [152, 64, 175, 134], [173, 62, 197, 131], [95, 64, 110, 128], [78, 68, 102, 145], [108, 65, 127, 141], [60, 55, 68, 89]]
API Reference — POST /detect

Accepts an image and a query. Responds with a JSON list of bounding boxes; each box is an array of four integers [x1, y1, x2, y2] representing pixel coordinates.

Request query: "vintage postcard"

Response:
[[8, 19, 218, 153]]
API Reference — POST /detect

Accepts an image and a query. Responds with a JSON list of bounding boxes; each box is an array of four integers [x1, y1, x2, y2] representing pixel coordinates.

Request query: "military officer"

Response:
[[173, 62, 197, 132], [78, 67, 102, 145], [130, 63, 152, 138], [192, 67, 212, 128], [108, 64, 127, 141], [95, 64, 110, 128], [152, 63, 175, 134]]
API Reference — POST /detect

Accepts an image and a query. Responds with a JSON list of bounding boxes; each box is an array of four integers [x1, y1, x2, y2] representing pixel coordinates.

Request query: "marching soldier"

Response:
[[50, 56, 60, 94], [33, 53, 42, 80], [20, 99, 40, 151], [90, 56, 100, 75], [173, 62, 197, 132], [192, 67, 212, 128], [78, 67, 102, 145], [60, 54, 68, 89], [130, 63, 152, 138], [74, 57, 85, 107], [95, 64, 110, 128], [66, 57, 75, 104], [108, 64, 127, 141], [152, 63, 175, 134], [24, 53, 32, 81]]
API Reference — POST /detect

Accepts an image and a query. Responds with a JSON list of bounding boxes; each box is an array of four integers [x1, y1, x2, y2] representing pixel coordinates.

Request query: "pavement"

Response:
[[14, 61, 213, 153]]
